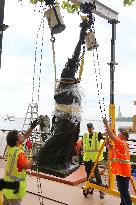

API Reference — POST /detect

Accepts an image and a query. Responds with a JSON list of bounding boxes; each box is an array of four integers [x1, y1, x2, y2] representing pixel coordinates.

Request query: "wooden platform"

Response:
[[24, 174, 121, 205], [27, 165, 105, 186], [0, 163, 120, 205], [1, 159, 136, 204]]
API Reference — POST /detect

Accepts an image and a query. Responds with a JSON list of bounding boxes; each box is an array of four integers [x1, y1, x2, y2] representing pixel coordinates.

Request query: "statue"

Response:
[[36, 18, 89, 177]]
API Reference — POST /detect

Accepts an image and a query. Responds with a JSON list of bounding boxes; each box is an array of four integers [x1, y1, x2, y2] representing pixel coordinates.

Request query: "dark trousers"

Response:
[[84, 160, 102, 185], [116, 175, 132, 205]]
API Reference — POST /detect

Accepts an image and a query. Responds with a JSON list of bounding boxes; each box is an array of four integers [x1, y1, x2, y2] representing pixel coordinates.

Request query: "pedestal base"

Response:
[[33, 163, 80, 178]]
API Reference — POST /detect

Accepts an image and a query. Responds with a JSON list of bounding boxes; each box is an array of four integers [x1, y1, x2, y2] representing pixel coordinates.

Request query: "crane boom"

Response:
[[70, 0, 118, 21]]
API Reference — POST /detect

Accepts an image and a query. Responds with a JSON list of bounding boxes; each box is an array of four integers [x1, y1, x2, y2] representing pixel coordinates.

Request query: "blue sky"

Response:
[[0, 0, 136, 120]]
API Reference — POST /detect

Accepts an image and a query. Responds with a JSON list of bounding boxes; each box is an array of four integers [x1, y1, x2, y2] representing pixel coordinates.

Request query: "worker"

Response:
[[74, 137, 83, 165], [83, 123, 104, 199], [25, 139, 33, 159], [0, 179, 19, 205], [0, 179, 19, 192], [3, 119, 39, 205], [103, 118, 132, 205]]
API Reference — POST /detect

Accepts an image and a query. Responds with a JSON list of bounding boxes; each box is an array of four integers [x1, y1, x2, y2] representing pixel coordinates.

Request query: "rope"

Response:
[[50, 34, 57, 94], [56, 79, 80, 84], [78, 46, 85, 81]]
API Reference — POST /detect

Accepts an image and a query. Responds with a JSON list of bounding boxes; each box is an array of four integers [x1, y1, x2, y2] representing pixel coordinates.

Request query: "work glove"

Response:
[[30, 118, 39, 129]]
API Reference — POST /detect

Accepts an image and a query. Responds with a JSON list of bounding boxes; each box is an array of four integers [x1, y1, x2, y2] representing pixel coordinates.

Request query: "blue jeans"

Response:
[[116, 175, 132, 205]]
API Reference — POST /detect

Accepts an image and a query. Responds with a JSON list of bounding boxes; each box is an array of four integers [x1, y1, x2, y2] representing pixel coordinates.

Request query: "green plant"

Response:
[[28, 0, 136, 11], [28, 0, 80, 13], [30, 0, 45, 3], [61, 1, 80, 14], [123, 0, 135, 6]]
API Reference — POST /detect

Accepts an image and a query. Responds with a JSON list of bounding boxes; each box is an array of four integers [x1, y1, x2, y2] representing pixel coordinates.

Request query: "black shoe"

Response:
[[100, 191, 105, 199]]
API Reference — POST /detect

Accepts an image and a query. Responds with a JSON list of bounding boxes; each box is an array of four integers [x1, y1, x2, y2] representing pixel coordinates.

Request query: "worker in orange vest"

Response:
[[103, 118, 132, 205]]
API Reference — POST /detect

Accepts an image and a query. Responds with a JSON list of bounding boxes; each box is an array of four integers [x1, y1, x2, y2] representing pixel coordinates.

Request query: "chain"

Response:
[[19, 2, 45, 204], [39, 0, 45, 13], [37, 17, 45, 102], [31, 15, 45, 205], [93, 49, 106, 119], [80, 2, 107, 119], [33, 0, 45, 13], [35, 162, 44, 205], [91, 23, 106, 120], [96, 49, 106, 119], [31, 17, 43, 107]]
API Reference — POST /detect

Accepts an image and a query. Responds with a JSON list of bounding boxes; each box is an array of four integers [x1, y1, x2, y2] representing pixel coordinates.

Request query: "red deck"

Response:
[[0, 159, 135, 205], [27, 165, 104, 186]]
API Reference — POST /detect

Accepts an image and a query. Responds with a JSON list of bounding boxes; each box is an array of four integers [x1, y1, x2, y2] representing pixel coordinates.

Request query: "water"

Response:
[[0, 117, 136, 156], [80, 120, 133, 135], [0, 117, 133, 135], [80, 120, 136, 156], [0, 117, 24, 131], [0, 118, 136, 139]]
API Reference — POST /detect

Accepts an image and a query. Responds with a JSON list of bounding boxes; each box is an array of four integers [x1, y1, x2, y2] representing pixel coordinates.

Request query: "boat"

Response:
[[4, 115, 15, 121]]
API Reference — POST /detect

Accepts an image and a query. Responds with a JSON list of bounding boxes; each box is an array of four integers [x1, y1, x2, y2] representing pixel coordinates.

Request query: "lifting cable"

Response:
[[92, 48, 107, 120], [83, 4, 107, 120], [82, 2, 136, 199], [92, 42, 109, 183], [31, 16, 45, 109], [86, 9, 108, 184], [80, 2, 106, 120], [30, 11, 45, 205], [19, 2, 46, 203], [17, 3, 45, 204]]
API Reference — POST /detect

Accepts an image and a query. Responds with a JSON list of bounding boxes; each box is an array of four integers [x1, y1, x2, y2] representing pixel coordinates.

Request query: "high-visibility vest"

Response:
[[83, 132, 103, 162], [0, 191, 2, 204], [110, 139, 131, 177], [3, 146, 26, 199]]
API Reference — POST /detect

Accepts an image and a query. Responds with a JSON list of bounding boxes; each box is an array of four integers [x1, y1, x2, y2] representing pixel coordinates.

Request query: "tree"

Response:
[[28, 0, 136, 13], [123, 0, 135, 6]]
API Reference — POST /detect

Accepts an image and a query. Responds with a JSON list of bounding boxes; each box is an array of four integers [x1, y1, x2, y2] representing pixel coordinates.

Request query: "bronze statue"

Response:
[[36, 18, 89, 177]]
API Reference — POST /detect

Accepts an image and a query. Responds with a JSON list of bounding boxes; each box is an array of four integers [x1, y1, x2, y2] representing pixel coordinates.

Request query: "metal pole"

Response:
[[108, 19, 118, 130], [110, 20, 116, 105], [108, 19, 118, 190], [0, 0, 5, 68]]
